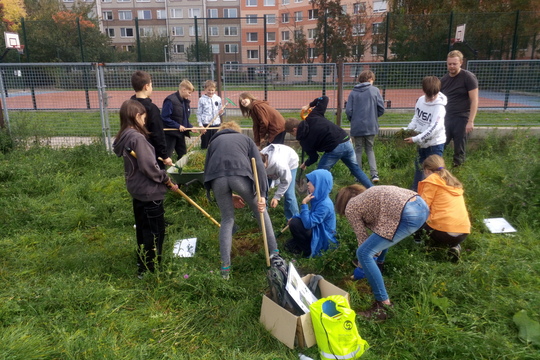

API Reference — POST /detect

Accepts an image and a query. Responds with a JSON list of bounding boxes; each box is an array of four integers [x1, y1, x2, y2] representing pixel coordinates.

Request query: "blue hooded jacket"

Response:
[[294, 169, 338, 257]]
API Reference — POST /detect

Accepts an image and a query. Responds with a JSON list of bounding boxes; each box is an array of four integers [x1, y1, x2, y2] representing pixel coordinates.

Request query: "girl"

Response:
[[113, 100, 178, 277], [239, 92, 286, 148], [260, 144, 300, 221], [197, 80, 224, 149], [417, 154, 471, 260], [285, 169, 337, 258], [335, 184, 429, 320]]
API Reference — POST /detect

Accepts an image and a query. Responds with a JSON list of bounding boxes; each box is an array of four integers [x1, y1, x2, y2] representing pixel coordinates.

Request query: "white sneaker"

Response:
[[371, 176, 380, 183]]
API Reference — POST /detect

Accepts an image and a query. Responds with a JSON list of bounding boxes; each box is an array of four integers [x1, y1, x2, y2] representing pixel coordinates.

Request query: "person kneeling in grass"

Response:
[[335, 184, 429, 320], [416, 154, 471, 261]]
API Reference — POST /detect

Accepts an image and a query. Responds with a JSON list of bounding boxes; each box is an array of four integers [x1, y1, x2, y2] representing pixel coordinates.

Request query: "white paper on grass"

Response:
[[285, 262, 319, 314], [483, 218, 517, 233], [173, 238, 197, 257]]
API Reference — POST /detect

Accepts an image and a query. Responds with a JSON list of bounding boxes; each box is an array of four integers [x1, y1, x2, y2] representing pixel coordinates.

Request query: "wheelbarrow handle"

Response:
[[172, 186, 221, 228]]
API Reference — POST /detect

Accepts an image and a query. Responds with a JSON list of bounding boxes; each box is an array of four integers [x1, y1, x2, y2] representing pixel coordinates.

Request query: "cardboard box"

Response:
[[259, 274, 349, 349]]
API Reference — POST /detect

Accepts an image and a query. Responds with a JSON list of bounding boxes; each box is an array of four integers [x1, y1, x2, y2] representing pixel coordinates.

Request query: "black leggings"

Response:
[[133, 198, 165, 273], [415, 223, 467, 248]]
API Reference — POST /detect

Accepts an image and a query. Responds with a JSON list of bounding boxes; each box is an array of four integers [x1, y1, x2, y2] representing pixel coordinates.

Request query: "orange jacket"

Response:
[[418, 173, 471, 234]]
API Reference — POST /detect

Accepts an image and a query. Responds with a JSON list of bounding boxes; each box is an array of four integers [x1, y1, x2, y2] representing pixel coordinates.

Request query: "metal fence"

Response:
[[0, 60, 539, 150]]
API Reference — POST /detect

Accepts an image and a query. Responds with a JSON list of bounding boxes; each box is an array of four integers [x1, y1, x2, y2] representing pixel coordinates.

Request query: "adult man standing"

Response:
[[346, 70, 385, 183], [441, 50, 479, 167]]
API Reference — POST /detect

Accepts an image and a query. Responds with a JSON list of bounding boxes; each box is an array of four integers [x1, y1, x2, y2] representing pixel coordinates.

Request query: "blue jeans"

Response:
[[412, 144, 444, 191], [318, 141, 373, 188], [283, 168, 299, 220], [357, 196, 429, 302]]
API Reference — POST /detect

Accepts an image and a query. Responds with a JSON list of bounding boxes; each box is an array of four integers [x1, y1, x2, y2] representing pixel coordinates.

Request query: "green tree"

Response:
[[186, 38, 213, 62], [137, 33, 171, 62], [279, 27, 311, 64]]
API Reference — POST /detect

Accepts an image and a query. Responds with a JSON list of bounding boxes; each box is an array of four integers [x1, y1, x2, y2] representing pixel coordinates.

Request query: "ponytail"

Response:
[[423, 155, 462, 188]]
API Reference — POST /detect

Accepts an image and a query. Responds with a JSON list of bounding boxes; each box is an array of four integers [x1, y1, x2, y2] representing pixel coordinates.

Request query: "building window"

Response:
[[308, 48, 317, 58], [266, 14, 276, 24], [157, 10, 166, 19], [267, 32, 276, 42], [282, 0, 289, 4], [373, 22, 383, 34], [136, 0, 150, 2], [246, 15, 258, 24], [173, 44, 185, 53], [208, 9, 218, 18], [223, 8, 237, 18], [246, 0, 257, 6], [308, 9, 317, 20], [172, 26, 184, 36], [118, 11, 132, 20], [170, 8, 183, 18], [373, 0, 387, 13], [283, 66, 289, 76], [247, 32, 258, 42], [353, 2, 366, 14], [117, 0, 130, 2], [281, 30, 289, 41], [224, 26, 238, 36], [103, 11, 113, 20], [209, 26, 219, 36], [294, 29, 303, 39], [352, 23, 365, 36], [281, 13, 289, 23], [247, 49, 259, 59], [211, 44, 220, 53], [371, 44, 384, 55], [307, 28, 317, 39], [138, 10, 152, 20], [107, 28, 115, 37], [294, 11, 302, 22], [188, 8, 201, 18], [121, 45, 134, 51], [341, 5, 347, 14], [264, 0, 275, 5], [155, 27, 166, 36], [120, 28, 134, 37], [139, 27, 153, 37], [294, 66, 302, 76], [102, 0, 112, 3], [295, 0, 302, 2], [225, 44, 238, 53], [189, 26, 202, 36]]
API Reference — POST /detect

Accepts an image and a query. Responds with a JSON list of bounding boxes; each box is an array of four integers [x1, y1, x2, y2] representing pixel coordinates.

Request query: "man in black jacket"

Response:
[[285, 96, 373, 189]]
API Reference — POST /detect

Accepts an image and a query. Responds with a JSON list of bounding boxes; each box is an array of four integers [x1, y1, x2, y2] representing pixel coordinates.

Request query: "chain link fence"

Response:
[[1, 60, 539, 150]]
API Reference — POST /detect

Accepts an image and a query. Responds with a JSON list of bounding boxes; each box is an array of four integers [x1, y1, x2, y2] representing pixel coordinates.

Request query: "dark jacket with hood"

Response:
[[203, 128, 268, 195], [345, 82, 385, 136], [112, 128, 169, 202], [293, 169, 337, 257], [130, 95, 168, 160], [296, 96, 350, 167]]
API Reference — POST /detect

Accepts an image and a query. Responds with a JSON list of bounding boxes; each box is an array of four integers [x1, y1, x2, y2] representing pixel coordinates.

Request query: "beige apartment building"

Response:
[[62, 0, 387, 62]]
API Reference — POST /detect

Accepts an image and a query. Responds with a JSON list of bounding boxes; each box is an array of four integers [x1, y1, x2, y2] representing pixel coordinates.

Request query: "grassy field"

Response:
[[0, 129, 539, 359]]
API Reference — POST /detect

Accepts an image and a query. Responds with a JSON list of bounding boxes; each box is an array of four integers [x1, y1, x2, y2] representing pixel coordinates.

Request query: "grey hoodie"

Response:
[[346, 82, 385, 137], [112, 128, 169, 202]]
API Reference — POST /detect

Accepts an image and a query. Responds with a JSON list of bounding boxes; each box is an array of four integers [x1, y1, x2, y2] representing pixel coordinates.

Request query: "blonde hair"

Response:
[[179, 79, 194, 91], [218, 121, 241, 133], [239, 92, 257, 117], [422, 155, 463, 188], [447, 50, 464, 62], [335, 184, 366, 216], [204, 80, 216, 90]]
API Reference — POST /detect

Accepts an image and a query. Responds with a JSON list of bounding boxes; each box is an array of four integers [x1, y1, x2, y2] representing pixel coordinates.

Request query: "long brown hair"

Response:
[[239, 92, 257, 117], [422, 155, 462, 188], [116, 100, 149, 138], [335, 184, 366, 216]]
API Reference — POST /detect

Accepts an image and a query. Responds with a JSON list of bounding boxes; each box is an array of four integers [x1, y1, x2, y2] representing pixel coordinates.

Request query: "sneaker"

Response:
[[358, 301, 394, 321], [448, 245, 461, 261], [371, 176, 380, 184], [221, 266, 230, 280]]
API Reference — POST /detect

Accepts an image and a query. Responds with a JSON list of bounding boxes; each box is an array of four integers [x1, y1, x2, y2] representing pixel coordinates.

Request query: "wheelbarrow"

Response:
[[166, 151, 205, 187]]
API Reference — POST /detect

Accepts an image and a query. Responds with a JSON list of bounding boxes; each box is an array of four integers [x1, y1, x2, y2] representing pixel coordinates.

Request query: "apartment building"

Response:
[[61, 0, 387, 62]]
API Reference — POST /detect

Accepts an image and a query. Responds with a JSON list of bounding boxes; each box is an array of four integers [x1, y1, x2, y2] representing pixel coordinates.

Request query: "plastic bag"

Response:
[[310, 295, 369, 359]]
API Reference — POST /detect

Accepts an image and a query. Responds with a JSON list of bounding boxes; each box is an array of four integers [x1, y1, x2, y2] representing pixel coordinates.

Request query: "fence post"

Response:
[[135, 18, 141, 62], [336, 61, 343, 126], [263, 14, 268, 101], [0, 70, 10, 132], [322, 12, 328, 96], [96, 63, 112, 152], [384, 12, 390, 62], [446, 11, 454, 55], [511, 10, 520, 60], [21, 17, 29, 62]]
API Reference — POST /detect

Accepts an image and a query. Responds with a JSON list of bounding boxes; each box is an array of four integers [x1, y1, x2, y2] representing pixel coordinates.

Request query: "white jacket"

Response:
[[405, 92, 447, 148], [197, 94, 222, 126], [260, 144, 299, 200]]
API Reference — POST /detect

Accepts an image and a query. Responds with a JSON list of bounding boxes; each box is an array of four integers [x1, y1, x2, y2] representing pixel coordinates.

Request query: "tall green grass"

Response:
[[0, 131, 539, 359]]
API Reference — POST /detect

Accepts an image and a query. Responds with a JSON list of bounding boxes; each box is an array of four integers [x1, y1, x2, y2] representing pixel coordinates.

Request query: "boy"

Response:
[[404, 76, 447, 191], [161, 79, 196, 160], [285, 96, 373, 189], [346, 70, 385, 183], [197, 80, 224, 149], [130, 71, 172, 168]]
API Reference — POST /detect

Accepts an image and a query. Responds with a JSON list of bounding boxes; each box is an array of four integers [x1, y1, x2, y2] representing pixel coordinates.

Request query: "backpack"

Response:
[[267, 254, 300, 315]]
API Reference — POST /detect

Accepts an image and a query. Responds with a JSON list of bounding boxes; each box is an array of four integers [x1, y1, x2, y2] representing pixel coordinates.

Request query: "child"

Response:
[[197, 80, 224, 149], [260, 144, 300, 221], [404, 76, 447, 191], [239, 92, 286, 148], [417, 154, 471, 260], [161, 79, 196, 161], [284, 169, 337, 258], [112, 100, 178, 277], [130, 71, 172, 168], [285, 96, 373, 189]]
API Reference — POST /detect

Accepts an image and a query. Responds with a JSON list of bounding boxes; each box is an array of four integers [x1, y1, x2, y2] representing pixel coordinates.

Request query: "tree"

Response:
[[311, 0, 355, 63], [1, 0, 26, 31], [279, 27, 311, 64], [186, 38, 213, 62], [137, 33, 171, 62]]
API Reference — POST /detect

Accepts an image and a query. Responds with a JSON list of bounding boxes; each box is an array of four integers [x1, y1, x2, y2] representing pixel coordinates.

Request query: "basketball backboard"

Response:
[[4, 32, 21, 49], [455, 24, 466, 43]]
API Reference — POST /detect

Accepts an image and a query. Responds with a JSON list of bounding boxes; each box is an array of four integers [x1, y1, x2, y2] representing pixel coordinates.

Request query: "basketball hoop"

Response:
[[12, 45, 24, 55]]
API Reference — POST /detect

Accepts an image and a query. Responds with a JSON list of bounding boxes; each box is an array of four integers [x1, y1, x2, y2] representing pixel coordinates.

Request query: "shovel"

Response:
[[252, 157, 271, 267]]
